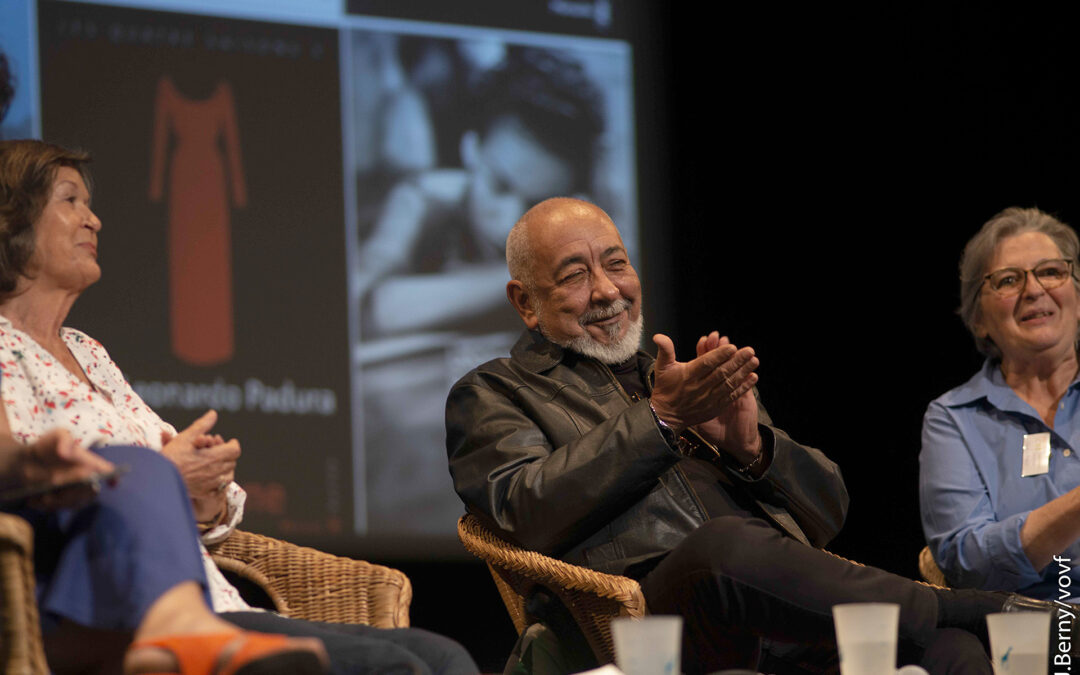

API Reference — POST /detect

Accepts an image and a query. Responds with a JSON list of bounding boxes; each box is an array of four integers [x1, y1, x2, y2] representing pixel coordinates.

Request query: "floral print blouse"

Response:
[[0, 315, 252, 612]]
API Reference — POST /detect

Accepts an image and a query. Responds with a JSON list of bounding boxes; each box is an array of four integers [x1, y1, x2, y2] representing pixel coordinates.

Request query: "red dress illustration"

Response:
[[150, 76, 246, 366]]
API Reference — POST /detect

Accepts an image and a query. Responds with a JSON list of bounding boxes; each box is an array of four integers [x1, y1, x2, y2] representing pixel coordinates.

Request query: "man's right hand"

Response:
[[650, 333, 759, 433]]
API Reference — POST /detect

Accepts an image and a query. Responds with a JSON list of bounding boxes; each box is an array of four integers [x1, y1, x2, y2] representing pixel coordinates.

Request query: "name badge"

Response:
[[1022, 432, 1051, 477]]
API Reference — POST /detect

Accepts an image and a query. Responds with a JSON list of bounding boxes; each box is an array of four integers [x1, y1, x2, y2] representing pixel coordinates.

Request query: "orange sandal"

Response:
[[126, 631, 327, 675]]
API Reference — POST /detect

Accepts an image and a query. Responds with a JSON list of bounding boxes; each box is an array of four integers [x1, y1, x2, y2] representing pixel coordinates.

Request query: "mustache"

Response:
[[579, 299, 631, 326]]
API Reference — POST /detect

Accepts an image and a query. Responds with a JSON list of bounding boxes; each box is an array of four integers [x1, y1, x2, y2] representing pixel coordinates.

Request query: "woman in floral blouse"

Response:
[[0, 139, 476, 675]]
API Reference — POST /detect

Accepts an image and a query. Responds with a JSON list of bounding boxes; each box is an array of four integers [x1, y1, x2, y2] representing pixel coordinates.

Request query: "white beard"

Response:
[[539, 298, 644, 365]]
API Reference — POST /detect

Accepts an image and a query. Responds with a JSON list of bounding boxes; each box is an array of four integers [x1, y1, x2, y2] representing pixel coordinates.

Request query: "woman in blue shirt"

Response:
[[921, 207, 1080, 599]]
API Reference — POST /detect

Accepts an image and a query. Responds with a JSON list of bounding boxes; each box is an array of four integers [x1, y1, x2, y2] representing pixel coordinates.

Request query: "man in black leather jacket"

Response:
[[447, 198, 1019, 674]]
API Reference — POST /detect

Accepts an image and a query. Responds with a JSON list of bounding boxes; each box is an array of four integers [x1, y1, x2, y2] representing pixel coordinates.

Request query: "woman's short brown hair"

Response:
[[0, 140, 92, 296]]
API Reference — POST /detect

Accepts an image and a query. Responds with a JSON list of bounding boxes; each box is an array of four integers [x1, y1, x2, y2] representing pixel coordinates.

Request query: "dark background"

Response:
[[403, 4, 1080, 670], [10, 1, 1080, 671]]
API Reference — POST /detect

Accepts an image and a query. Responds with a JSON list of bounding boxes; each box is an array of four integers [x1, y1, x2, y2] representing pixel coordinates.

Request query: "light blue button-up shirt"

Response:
[[920, 359, 1080, 600]]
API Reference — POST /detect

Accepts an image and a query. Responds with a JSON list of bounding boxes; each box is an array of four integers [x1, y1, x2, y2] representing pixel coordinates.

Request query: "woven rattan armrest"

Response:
[[457, 513, 645, 665], [0, 512, 47, 674], [208, 529, 412, 628], [918, 545, 948, 587]]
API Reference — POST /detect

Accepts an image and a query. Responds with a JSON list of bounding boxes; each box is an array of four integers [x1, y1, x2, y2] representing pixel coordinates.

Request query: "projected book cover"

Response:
[[38, 0, 350, 538]]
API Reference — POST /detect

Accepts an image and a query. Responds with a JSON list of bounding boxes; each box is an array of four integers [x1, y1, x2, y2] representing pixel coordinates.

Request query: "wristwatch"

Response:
[[649, 400, 690, 454]]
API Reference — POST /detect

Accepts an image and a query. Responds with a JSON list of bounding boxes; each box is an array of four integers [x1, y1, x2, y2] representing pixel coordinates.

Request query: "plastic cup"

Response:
[[611, 615, 683, 675], [832, 603, 900, 675], [986, 612, 1050, 675]]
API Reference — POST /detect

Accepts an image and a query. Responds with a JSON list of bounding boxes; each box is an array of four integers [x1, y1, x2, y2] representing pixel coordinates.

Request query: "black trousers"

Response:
[[222, 611, 479, 675], [639, 517, 991, 675]]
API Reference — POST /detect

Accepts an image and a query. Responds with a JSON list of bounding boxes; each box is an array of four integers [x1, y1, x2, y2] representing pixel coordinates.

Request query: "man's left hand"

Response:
[[692, 332, 762, 466]]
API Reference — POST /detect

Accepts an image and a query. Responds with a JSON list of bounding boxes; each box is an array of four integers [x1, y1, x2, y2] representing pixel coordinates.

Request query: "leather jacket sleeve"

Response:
[[446, 367, 683, 556], [742, 416, 850, 548]]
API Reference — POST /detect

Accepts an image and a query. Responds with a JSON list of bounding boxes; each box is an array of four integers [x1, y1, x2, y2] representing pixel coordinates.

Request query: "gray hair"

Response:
[[505, 216, 533, 290], [958, 206, 1080, 359]]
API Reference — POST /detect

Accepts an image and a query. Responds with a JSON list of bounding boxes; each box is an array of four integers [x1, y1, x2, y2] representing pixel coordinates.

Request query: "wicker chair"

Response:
[[0, 513, 43, 674], [0, 512, 412, 674], [918, 545, 948, 587], [457, 513, 646, 666]]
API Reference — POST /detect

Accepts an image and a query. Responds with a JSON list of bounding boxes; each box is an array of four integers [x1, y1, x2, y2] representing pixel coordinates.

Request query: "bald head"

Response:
[[505, 197, 617, 290], [504, 197, 641, 362]]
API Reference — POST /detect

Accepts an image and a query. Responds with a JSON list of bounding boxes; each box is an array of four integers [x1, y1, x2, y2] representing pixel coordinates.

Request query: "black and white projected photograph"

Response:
[[345, 27, 636, 539]]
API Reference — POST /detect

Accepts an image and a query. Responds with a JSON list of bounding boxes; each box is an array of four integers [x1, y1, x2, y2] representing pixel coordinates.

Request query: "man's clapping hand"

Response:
[[650, 332, 763, 466]]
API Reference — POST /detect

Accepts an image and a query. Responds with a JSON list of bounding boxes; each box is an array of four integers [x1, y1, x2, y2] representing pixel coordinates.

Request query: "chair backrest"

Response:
[[208, 528, 412, 628], [456, 513, 646, 665], [0, 513, 48, 675], [918, 545, 947, 587]]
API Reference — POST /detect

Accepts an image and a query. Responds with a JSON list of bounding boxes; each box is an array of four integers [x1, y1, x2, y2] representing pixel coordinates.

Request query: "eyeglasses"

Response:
[[982, 258, 1075, 297]]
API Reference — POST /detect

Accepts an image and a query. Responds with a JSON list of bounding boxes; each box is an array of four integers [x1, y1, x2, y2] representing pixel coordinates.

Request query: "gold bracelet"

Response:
[[736, 451, 765, 476]]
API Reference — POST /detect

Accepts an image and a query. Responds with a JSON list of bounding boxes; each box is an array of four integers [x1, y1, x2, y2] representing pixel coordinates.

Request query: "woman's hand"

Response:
[[160, 410, 241, 524], [4, 429, 115, 510]]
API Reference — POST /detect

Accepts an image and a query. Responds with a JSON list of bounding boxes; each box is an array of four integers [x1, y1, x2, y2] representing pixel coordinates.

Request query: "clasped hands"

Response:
[[161, 409, 241, 525], [650, 331, 762, 468]]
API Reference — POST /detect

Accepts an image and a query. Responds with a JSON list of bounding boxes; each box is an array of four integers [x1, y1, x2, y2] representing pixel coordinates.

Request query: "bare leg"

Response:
[[123, 582, 326, 673], [44, 583, 326, 674]]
